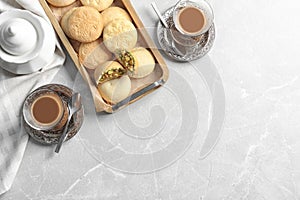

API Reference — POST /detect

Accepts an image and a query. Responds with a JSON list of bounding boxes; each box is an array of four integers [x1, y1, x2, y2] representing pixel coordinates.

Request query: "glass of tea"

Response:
[[170, 0, 214, 50], [173, 0, 214, 37], [23, 88, 68, 131]]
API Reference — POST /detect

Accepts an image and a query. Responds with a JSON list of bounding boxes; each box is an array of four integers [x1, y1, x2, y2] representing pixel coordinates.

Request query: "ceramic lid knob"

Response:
[[0, 18, 37, 56]]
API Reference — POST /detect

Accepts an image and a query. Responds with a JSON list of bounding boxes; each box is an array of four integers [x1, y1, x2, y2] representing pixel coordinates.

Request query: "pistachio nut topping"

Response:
[[116, 49, 135, 73], [99, 67, 126, 84]]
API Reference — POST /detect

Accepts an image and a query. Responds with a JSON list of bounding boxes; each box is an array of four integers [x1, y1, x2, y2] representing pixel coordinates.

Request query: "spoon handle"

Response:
[[55, 115, 72, 153], [150, 2, 169, 28]]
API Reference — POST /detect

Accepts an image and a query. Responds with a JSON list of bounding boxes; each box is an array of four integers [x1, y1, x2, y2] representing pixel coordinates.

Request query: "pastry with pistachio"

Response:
[[117, 47, 155, 78], [116, 49, 135, 74], [94, 61, 131, 104]]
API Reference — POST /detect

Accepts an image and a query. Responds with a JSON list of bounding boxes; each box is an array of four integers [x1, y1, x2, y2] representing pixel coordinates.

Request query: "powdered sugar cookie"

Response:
[[103, 18, 137, 53]]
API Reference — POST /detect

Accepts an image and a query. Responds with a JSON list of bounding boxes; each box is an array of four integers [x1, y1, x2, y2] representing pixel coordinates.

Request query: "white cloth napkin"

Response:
[[0, 0, 65, 195]]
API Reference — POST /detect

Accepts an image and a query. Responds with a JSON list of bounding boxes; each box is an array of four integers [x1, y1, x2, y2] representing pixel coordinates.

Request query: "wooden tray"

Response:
[[39, 0, 169, 113]]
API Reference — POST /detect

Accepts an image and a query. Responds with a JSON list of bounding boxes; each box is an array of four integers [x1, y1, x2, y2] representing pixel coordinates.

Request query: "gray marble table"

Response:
[[1, 0, 300, 199]]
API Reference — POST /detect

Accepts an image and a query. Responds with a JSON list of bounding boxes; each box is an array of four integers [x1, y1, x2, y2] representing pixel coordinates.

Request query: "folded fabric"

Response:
[[0, 0, 66, 195]]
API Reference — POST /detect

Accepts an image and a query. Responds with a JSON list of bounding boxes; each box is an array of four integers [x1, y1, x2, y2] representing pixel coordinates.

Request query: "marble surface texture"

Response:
[[1, 0, 300, 199]]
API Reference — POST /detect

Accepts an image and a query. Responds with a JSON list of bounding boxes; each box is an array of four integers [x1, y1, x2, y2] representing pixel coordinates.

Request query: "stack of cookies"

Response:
[[47, 0, 156, 105]]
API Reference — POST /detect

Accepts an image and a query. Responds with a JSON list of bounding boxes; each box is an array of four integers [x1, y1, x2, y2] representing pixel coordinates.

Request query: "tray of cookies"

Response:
[[39, 0, 169, 113]]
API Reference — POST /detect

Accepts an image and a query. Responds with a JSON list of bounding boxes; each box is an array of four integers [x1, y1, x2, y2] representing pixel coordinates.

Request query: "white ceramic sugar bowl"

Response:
[[0, 9, 56, 74]]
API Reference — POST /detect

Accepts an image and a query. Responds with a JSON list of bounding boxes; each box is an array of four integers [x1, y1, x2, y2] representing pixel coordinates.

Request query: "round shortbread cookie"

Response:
[[130, 47, 155, 78], [103, 19, 137, 53], [69, 38, 81, 53], [68, 6, 103, 42], [101, 6, 132, 27], [80, 0, 113, 11], [60, 7, 77, 38], [46, 0, 76, 7], [79, 38, 113, 69], [50, 1, 82, 21]]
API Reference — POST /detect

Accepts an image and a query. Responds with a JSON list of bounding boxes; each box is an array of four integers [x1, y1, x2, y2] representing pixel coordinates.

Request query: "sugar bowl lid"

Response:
[[0, 18, 37, 56], [0, 9, 44, 64]]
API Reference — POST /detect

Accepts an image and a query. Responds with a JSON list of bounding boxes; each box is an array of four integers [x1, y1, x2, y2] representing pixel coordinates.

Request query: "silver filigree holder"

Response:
[[157, 7, 215, 62]]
